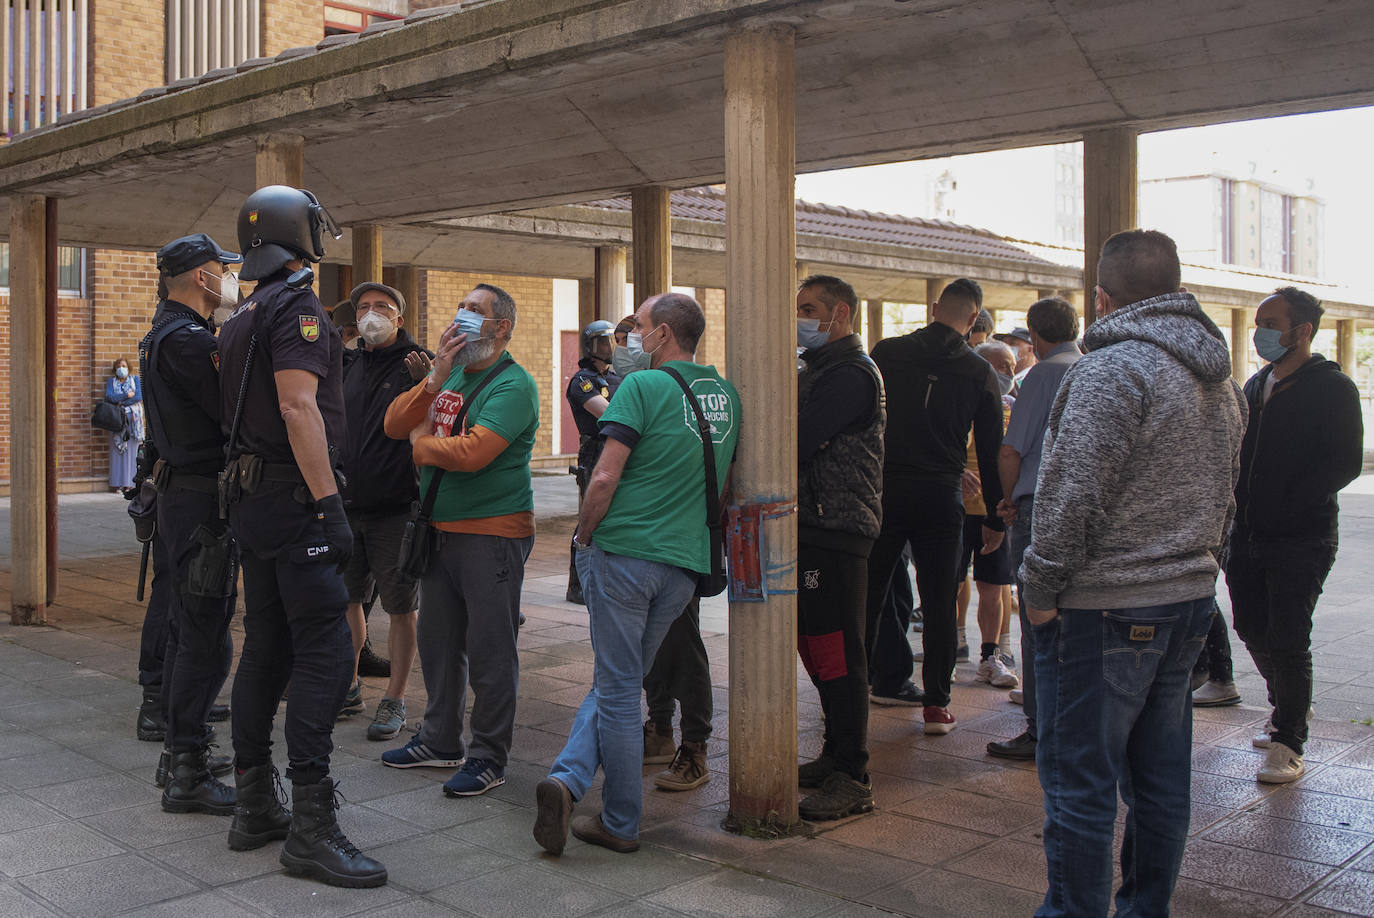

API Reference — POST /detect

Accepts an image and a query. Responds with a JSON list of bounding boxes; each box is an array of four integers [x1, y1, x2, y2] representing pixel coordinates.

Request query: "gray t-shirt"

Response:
[[1002, 342, 1081, 502]]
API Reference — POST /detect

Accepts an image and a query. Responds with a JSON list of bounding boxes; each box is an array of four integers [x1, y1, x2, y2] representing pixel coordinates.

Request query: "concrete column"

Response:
[[394, 266, 422, 345], [866, 299, 883, 345], [724, 22, 798, 833], [352, 224, 382, 287], [255, 133, 304, 188], [850, 294, 863, 335], [594, 245, 627, 320], [9, 195, 48, 624], [44, 198, 58, 605], [1231, 307, 1249, 382], [1037, 288, 1058, 302], [631, 186, 671, 306], [1083, 127, 1138, 325], [1337, 318, 1358, 377], [578, 278, 596, 331]]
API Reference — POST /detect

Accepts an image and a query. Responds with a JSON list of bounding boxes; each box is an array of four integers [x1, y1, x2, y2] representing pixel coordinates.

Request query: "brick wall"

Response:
[[263, 0, 326, 56], [89, 0, 166, 105], [421, 270, 556, 460], [696, 287, 726, 375]]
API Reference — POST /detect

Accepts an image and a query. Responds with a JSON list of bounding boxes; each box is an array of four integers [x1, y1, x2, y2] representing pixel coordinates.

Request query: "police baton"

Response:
[[136, 539, 150, 602]]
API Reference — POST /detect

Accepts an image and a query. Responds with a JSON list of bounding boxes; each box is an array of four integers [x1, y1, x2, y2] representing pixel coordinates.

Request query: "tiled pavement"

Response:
[[0, 476, 1372, 917]]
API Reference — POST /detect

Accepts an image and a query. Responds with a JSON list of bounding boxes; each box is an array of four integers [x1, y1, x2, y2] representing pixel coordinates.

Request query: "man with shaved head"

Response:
[[864, 277, 1006, 735]]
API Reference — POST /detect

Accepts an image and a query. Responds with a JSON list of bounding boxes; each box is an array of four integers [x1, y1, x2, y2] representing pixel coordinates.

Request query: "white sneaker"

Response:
[[1192, 679, 1240, 707], [1257, 741, 1305, 784], [1253, 706, 1315, 749], [1008, 689, 1024, 706], [976, 656, 1020, 688]]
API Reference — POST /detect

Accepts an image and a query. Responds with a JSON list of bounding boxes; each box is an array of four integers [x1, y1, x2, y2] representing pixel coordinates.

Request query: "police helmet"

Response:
[[581, 320, 615, 359], [237, 185, 342, 281]]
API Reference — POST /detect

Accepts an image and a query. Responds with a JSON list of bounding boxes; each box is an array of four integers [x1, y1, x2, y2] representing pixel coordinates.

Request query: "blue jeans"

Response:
[[550, 543, 696, 841], [1034, 597, 1214, 918]]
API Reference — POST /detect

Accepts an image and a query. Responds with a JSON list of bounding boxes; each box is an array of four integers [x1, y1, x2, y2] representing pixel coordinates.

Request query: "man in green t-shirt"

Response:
[[379, 283, 539, 799], [533, 292, 740, 857]]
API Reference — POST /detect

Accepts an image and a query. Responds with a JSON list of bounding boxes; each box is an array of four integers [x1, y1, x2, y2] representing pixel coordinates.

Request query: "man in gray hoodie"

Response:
[[1022, 230, 1247, 918]]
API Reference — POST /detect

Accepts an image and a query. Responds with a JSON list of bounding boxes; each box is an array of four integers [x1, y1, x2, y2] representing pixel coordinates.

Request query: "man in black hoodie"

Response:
[[340, 281, 433, 742], [865, 278, 1006, 734], [1228, 286, 1363, 785]]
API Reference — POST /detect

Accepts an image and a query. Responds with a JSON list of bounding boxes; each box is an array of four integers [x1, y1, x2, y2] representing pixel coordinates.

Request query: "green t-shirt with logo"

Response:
[[420, 356, 540, 521], [594, 361, 741, 572]]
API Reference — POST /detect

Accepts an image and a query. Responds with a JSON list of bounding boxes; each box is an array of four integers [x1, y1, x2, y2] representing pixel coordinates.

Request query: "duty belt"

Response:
[[164, 469, 219, 495]]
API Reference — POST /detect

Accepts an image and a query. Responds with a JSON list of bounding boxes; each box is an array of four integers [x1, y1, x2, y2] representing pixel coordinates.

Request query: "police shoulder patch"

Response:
[[210, 351, 220, 372], [299, 315, 321, 342], [579, 379, 594, 393]]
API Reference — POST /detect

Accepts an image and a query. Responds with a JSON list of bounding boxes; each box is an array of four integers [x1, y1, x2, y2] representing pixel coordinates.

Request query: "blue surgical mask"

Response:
[[453, 309, 489, 340], [115, 366, 129, 380], [797, 317, 832, 351], [1253, 327, 1291, 364], [996, 372, 1015, 397], [613, 330, 654, 376]]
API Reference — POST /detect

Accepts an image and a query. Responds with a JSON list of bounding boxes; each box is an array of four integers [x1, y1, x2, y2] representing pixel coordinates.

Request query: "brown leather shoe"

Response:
[[532, 777, 574, 856], [570, 814, 639, 853]]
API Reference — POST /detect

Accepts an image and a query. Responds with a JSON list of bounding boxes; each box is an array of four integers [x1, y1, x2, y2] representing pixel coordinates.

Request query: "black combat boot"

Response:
[[157, 747, 230, 788], [208, 703, 232, 722], [280, 779, 387, 888], [137, 689, 166, 742], [228, 763, 292, 851], [356, 640, 391, 679], [160, 748, 237, 815]]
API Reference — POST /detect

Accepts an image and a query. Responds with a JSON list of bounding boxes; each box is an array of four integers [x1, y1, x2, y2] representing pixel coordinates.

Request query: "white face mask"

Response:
[[357, 310, 396, 347], [203, 269, 239, 310]]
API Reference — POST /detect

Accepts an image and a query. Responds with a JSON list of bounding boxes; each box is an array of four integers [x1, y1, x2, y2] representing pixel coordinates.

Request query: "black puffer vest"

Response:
[[798, 334, 885, 555]]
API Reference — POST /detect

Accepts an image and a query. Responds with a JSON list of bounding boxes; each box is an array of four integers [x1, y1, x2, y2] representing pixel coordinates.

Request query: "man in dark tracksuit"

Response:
[[794, 275, 884, 821], [1228, 286, 1364, 784], [865, 278, 1005, 735], [140, 233, 244, 814]]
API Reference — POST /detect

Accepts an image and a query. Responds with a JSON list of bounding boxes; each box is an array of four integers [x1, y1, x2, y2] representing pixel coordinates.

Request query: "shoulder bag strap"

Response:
[[660, 366, 722, 574], [416, 355, 517, 518]]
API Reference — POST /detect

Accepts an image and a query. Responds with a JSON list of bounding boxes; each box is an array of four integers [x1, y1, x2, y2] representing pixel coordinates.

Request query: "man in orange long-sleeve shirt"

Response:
[[380, 283, 539, 798]]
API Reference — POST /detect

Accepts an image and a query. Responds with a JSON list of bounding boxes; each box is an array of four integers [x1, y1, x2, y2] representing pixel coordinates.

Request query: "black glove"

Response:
[[314, 493, 353, 572]]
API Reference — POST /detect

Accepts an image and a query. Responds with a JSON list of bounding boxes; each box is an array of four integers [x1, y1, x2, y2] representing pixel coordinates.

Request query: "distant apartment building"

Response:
[[1140, 173, 1324, 278]]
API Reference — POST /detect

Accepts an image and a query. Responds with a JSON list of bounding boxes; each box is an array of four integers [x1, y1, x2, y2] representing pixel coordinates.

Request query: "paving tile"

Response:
[[739, 836, 920, 900], [115, 891, 265, 918], [1189, 771, 1276, 810], [0, 820, 125, 877], [0, 749, 110, 790], [1202, 813, 1373, 866], [0, 735, 63, 762], [1298, 764, 1374, 800], [0, 697, 102, 731], [352, 900, 466, 918], [145, 830, 286, 885], [17, 852, 196, 917], [541, 840, 720, 897], [890, 786, 1041, 835], [1335, 743, 1374, 771], [0, 883, 60, 918], [1167, 876, 1286, 918], [26, 773, 156, 818], [636, 809, 780, 864], [1178, 839, 1332, 899], [1252, 788, 1374, 833], [585, 903, 689, 918], [361, 783, 517, 831], [328, 799, 425, 849], [819, 812, 989, 866], [221, 871, 405, 917], [80, 801, 225, 849], [951, 766, 1046, 807], [364, 832, 513, 893], [645, 868, 837, 918], [861, 865, 1043, 917], [0, 795, 65, 834], [430, 862, 625, 918], [327, 758, 443, 804], [1305, 870, 1374, 917], [943, 837, 1048, 894], [1281, 906, 1363, 918]]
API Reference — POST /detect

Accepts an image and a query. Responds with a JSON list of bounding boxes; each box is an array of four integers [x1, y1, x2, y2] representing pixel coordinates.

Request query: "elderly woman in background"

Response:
[[105, 356, 145, 490]]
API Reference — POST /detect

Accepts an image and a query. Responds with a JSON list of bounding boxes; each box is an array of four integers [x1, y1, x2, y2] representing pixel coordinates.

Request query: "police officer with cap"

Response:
[[217, 185, 386, 887], [563, 319, 620, 603], [140, 233, 244, 816]]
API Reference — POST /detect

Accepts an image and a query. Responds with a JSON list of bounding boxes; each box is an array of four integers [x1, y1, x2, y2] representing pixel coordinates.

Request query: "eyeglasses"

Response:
[[356, 300, 399, 315]]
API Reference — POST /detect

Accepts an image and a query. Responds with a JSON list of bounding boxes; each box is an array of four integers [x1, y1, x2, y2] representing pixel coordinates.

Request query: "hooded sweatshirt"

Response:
[[1020, 292, 1248, 612]]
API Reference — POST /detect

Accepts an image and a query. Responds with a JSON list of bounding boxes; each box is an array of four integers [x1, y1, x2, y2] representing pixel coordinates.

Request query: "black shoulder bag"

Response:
[[396, 356, 516, 579], [661, 367, 728, 598]]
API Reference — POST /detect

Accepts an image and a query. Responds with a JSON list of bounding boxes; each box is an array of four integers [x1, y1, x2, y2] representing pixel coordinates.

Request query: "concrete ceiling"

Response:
[[3, 0, 1374, 254]]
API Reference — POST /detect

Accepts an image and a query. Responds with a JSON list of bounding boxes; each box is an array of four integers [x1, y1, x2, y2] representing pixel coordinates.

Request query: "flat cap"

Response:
[[350, 281, 406, 315]]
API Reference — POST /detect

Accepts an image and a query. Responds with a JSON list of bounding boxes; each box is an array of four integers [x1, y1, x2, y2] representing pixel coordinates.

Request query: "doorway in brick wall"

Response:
[[559, 330, 580, 455]]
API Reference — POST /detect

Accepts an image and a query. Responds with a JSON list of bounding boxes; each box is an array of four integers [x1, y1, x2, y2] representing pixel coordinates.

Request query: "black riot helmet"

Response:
[[581, 319, 615, 362], [237, 185, 342, 281]]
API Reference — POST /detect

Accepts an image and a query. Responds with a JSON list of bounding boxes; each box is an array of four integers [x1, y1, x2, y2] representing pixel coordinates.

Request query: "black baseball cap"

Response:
[[156, 233, 242, 276]]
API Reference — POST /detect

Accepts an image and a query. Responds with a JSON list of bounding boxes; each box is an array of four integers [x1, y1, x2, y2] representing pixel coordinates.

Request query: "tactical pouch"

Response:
[[151, 459, 171, 494], [238, 453, 264, 493], [126, 480, 158, 543], [218, 457, 242, 520], [187, 524, 237, 598]]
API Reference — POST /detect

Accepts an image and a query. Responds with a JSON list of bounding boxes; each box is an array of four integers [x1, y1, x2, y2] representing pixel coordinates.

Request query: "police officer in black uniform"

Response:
[[563, 319, 620, 603], [139, 234, 244, 815], [217, 185, 386, 887]]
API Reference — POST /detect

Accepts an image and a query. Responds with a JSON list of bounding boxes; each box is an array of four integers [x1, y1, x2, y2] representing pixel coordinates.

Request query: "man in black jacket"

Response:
[[1228, 286, 1363, 784], [340, 281, 432, 741], [794, 274, 885, 820], [865, 278, 1006, 735]]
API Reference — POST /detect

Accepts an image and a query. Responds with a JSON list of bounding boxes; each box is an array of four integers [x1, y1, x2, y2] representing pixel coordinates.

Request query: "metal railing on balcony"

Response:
[[2, 0, 88, 136], [166, 0, 261, 83]]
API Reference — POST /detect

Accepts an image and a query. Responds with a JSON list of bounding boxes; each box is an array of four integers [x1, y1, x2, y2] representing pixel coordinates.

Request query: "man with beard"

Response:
[[381, 284, 539, 800]]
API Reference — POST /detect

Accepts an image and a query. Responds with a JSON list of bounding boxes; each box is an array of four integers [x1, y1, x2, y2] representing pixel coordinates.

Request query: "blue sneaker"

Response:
[[442, 757, 505, 797], [381, 736, 463, 769]]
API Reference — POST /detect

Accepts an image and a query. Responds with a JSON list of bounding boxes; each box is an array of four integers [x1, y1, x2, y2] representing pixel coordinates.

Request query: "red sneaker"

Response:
[[923, 706, 957, 735]]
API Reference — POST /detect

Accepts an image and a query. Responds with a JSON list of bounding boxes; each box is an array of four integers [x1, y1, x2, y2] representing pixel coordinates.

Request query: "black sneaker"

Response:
[[798, 754, 836, 788], [986, 731, 1037, 760], [357, 642, 391, 679], [870, 682, 924, 706], [799, 771, 874, 821]]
